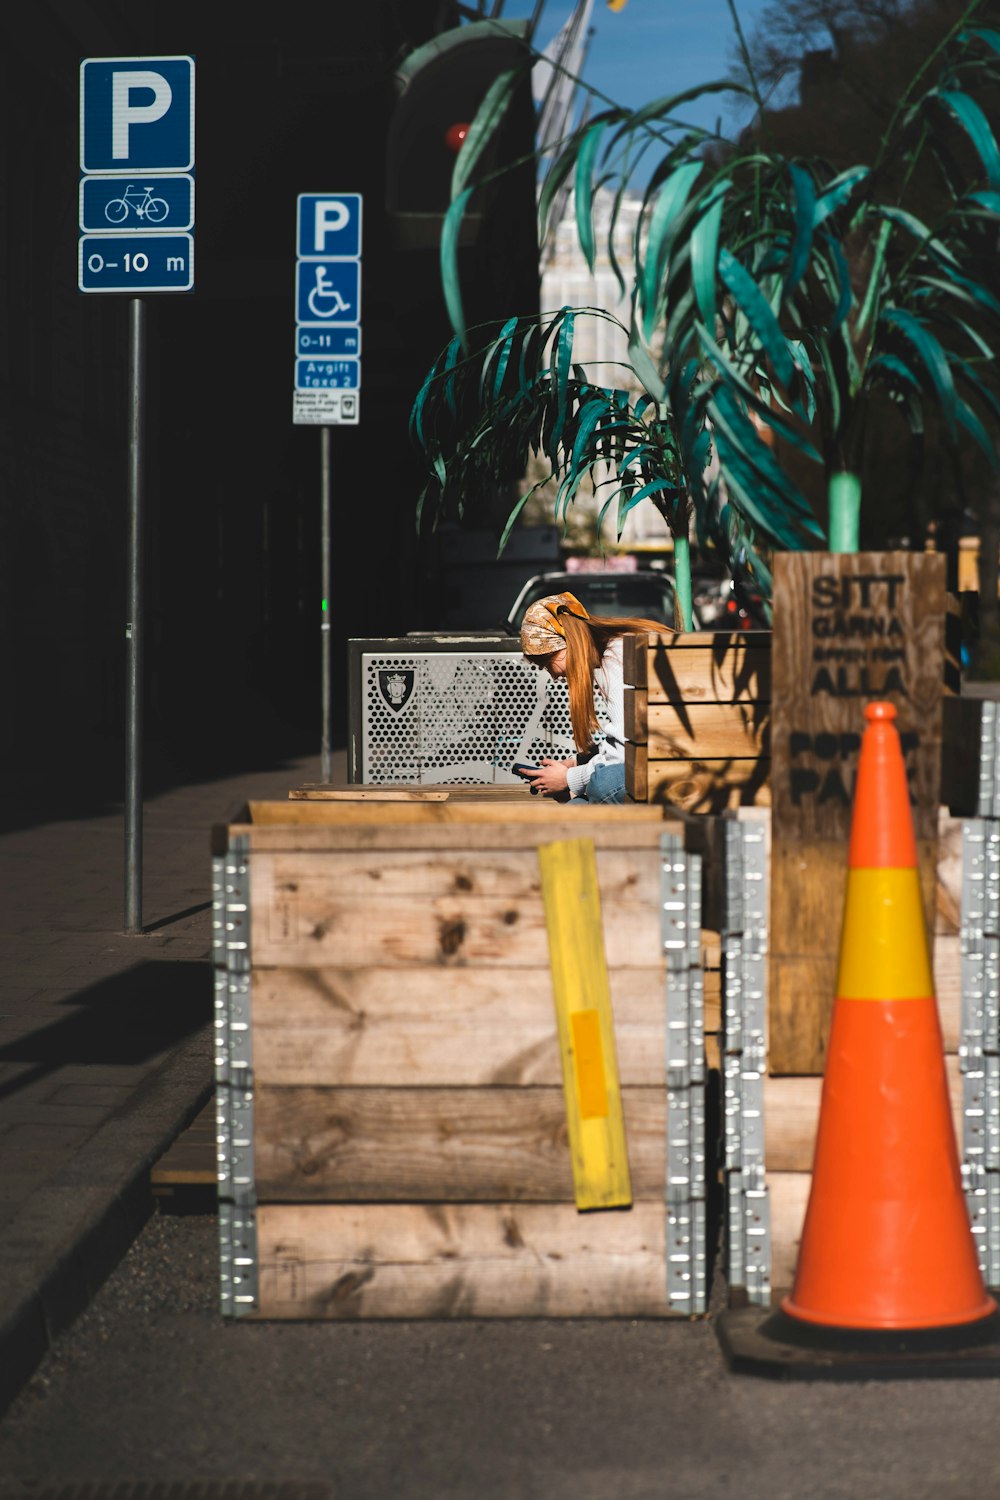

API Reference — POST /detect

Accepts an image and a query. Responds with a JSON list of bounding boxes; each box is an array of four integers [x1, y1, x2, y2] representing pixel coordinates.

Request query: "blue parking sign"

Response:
[[294, 191, 361, 425], [80, 56, 194, 173], [297, 194, 362, 259], [295, 260, 360, 325]]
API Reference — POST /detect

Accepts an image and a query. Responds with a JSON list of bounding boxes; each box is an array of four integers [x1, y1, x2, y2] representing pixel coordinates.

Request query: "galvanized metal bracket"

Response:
[[213, 836, 258, 1317], [961, 815, 1000, 1287], [660, 831, 707, 1315], [722, 816, 771, 1306], [977, 701, 1000, 820]]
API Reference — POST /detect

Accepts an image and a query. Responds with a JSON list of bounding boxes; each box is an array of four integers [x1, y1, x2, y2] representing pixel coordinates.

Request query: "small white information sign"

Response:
[[293, 389, 359, 425]]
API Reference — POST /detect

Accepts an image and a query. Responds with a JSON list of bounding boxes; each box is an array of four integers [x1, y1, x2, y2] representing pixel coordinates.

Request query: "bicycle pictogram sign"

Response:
[[104, 184, 169, 223], [79, 173, 194, 236]]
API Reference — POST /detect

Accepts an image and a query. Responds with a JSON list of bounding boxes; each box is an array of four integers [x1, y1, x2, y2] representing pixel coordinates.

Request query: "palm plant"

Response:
[[411, 0, 1000, 629]]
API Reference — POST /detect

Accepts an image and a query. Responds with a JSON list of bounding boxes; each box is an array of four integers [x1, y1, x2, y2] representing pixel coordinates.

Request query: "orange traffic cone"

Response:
[[782, 701, 995, 1331]]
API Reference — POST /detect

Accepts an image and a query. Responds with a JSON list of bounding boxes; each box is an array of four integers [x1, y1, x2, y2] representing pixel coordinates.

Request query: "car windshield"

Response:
[[511, 574, 675, 629]]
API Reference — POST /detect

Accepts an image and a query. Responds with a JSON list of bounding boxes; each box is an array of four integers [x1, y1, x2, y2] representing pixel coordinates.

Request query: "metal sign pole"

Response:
[[321, 424, 332, 782], [80, 55, 195, 932], [293, 194, 362, 777], [125, 297, 146, 934]]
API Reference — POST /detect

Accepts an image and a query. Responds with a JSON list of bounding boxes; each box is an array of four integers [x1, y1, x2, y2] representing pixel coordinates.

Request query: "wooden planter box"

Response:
[[212, 799, 715, 1320], [623, 631, 771, 812]]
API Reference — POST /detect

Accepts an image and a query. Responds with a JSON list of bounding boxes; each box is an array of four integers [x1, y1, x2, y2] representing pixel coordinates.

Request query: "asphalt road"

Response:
[[2, 1211, 1000, 1500]]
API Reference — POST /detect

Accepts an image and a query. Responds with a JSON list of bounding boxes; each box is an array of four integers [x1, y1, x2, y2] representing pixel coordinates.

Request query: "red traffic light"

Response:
[[444, 121, 470, 154]]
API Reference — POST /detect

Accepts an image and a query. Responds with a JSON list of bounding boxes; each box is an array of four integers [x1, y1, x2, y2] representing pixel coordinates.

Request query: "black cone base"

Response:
[[716, 1303, 1000, 1381]]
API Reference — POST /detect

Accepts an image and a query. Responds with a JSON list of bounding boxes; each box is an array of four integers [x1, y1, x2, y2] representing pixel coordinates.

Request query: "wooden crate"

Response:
[[213, 798, 715, 1320], [623, 631, 771, 812]]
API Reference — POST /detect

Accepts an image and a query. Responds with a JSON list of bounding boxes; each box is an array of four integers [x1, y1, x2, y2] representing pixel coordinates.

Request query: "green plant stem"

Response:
[[673, 530, 694, 630], [869, 0, 984, 179], [725, 0, 768, 147], [828, 471, 862, 553], [854, 218, 891, 339]]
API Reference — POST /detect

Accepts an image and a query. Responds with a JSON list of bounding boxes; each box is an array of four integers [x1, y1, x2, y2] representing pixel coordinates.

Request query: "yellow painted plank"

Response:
[[538, 838, 633, 1210]]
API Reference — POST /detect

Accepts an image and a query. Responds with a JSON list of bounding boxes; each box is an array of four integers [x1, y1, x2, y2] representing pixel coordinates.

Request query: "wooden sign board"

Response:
[[769, 552, 947, 1074]]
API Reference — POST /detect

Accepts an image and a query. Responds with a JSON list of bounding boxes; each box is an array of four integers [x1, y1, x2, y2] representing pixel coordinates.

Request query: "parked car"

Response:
[[691, 571, 770, 631], [504, 569, 685, 635]]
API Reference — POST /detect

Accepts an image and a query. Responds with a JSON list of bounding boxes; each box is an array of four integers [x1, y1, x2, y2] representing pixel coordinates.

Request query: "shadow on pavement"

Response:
[[0, 715, 326, 837], [0, 959, 212, 1103]]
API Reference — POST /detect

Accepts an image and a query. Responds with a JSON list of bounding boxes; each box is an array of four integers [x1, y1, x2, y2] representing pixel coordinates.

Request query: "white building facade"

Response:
[[536, 186, 671, 549]]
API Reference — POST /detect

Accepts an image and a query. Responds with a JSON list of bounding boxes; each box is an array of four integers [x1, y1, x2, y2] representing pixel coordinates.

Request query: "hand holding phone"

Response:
[[512, 761, 541, 794]]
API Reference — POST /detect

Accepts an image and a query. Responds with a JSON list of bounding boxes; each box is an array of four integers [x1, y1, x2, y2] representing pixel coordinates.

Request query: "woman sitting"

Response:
[[519, 591, 675, 804]]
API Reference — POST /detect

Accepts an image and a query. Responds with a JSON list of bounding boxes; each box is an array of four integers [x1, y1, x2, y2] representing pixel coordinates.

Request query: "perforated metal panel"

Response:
[[348, 637, 610, 784]]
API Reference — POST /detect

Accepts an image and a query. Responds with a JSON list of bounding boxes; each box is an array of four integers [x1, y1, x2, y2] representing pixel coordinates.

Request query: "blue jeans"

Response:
[[572, 762, 626, 805]]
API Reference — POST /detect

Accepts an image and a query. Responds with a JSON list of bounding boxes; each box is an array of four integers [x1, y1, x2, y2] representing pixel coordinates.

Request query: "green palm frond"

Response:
[[415, 4, 1000, 609]]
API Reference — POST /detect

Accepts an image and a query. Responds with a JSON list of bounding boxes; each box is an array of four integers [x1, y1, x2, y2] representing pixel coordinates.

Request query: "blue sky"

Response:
[[503, 0, 782, 143]]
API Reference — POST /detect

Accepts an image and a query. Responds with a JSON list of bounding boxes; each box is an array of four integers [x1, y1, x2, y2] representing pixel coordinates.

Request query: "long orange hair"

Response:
[[556, 610, 676, 750]]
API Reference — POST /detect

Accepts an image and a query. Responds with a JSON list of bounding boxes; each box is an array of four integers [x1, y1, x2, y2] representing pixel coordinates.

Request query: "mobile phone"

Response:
[[512, 761, 541, 794]]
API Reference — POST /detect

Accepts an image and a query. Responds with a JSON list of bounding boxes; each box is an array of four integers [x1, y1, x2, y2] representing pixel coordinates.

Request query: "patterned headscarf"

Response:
[[520, 591, 590, 656]]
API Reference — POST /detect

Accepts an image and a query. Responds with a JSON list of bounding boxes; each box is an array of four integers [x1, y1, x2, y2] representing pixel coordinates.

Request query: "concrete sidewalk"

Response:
[[0, 745, 327, 1415]]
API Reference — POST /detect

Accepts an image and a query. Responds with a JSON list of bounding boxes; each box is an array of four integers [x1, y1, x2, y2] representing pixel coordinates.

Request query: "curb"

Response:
[[0, 1025, 214, 1418]]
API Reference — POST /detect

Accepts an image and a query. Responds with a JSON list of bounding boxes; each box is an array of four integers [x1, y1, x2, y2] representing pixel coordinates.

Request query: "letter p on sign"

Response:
[[313, 200, 350, 251], [112, 71, 172, 158]]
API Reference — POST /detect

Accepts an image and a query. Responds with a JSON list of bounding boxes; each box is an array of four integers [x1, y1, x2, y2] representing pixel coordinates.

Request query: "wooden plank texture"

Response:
[[625, 694, 770, 757], [766, 1172, 811, 1297], [623, 629, 771, 680], [935, 934, 960, 1048], [645, 637, 771, 702], [253, 1202, 675, 1318], [249, 853, 667, 969], [626, 744, 770, 812], [246, 800, 668, 828], [641, 702, 769, 759], [538, 838, 632, 1210], [252, 966, 669, 1087], [237, 820, 679, 853], [254, 1085, 666, 1201], [624, 741, 648, 802], [246, 845, 662, 903]]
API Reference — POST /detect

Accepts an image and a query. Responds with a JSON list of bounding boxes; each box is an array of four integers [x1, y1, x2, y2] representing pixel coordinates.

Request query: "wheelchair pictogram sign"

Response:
[[296, 260, 359, 324]]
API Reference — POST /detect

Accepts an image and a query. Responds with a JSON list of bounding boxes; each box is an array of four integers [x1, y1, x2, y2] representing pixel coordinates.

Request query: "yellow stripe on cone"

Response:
[[836, 867, 933, 1000]]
